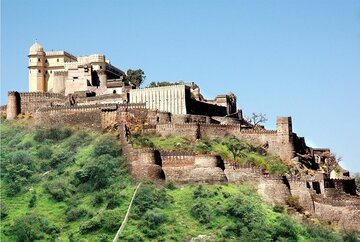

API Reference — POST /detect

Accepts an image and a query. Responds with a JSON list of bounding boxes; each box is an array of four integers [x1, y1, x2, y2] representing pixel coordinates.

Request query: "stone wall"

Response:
[[18, 92, 65, 114], [119, 125, 164, 180], [35, 105, 104, 128], [160, 152, 227, 183], [156, 123, 199, 139]]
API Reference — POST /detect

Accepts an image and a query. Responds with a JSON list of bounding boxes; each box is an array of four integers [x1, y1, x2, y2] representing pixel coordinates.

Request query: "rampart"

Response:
[[155, 121, 294, 161]]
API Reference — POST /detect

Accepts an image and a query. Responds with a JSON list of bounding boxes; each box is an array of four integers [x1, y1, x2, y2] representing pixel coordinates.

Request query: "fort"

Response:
[[2, 42, 359, 232]]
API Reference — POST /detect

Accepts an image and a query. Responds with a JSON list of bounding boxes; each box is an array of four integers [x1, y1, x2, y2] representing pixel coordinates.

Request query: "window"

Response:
[[57, 59, 59, 62], [38, 58, 40, 62], [99, 66, 102, 69], [50, 71, 52, 74], [38, 69, 41, 73], [45, 59, 48, 63]]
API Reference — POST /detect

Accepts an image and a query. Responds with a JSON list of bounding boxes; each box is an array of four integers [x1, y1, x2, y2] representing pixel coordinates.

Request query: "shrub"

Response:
[[343, 232, 360, 242], [222, 191, 231, 199], [1, 200, 8, 219], [190, 200, 212, 224], [141, 208, 168, 230], [79, 217, 101, 234], [34, 127, 72, 142], [92, 135, 120, 158], [273, 204, 285, 213], [65, 131, 91, 152], [3, 151, 35, 195], [12, 212, 55, 241], [74, 154, 119, 191], [17, 138, 34, 150], [45, 180, 69, 201], [46, 127, 72, 141], [193, 185, 210, 199], [271, 216, 298, 241], [286, 195, 303, 212], [50, 151, 73, 169], [34, 128, 46, 142], [66, 207, 88, 222], [131, 133, 155, 148], [133, 184, 173, 217], [37, 145, 53, 159], [11, 150, 34, 168], [29, 194, 37, 208], [100, 210, 121, 232], [91, 192, 105, 207], [165, 182, 176, 190]]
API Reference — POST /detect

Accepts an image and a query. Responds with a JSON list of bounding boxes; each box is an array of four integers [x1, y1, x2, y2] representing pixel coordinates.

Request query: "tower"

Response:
[[28, 41, 46, 92], [7, 91, 20, 120]]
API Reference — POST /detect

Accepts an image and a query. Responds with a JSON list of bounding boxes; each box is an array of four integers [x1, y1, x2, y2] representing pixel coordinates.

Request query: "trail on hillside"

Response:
[[112, 182, 142, 242]]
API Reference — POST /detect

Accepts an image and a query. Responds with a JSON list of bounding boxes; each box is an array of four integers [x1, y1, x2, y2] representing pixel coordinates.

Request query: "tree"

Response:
[[354, 173, 360, 192], [125, 69, 145, 87], [246, 113, 267, 128]]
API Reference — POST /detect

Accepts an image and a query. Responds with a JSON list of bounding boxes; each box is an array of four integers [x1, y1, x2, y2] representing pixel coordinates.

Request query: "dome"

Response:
[[29, 41, 44, 54]]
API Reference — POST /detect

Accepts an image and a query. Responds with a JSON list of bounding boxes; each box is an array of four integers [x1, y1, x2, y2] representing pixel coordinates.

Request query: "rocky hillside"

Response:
[[0, 120, 358, 241]]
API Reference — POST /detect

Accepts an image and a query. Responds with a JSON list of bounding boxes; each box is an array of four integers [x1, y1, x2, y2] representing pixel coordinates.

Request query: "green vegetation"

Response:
[[124, 69, 145, 87], [146, 81, 185, 88], [1, 120, 132, 241], [131, 133, 289, 174], [1, 120, 358, 241]]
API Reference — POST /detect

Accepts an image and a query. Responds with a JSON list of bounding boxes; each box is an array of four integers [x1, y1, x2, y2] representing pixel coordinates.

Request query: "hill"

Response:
[[0, 120, 358, 241]]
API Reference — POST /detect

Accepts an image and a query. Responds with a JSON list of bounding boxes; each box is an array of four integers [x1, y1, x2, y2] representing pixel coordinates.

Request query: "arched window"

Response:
[[38, 69, 41, 73]]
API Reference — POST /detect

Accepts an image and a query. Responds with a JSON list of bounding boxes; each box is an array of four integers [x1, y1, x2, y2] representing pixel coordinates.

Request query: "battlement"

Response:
[[45, 50, 77, 60], [8, 91, 19, 96], [240, 129, 277, 134], [18, 92, 65, 99]]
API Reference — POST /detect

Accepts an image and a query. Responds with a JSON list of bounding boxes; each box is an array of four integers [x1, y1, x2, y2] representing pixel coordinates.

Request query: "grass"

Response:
[[1, 120, 358, 241]]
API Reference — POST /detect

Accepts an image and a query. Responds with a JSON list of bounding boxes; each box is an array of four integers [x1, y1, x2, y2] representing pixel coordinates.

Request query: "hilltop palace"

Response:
[[3, 42, 359, 231]]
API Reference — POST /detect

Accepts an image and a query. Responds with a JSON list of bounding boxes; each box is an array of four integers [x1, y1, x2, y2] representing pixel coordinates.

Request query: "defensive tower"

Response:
[[28, 41, 46, 92]]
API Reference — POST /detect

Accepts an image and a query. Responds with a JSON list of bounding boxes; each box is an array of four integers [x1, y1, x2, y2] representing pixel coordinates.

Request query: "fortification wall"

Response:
[[18, 92, 65, 115], [35, 105, 103, 128], [155, 122, 294, 161], [313, 200, 360, 232], [199, 124, 241, 139], [160, 152, 227, 183], [156, 123, 199, 139], [119, 125, 164, 180], [258, 176, 291, 205], [224, 162, 262, 183], [288, 179, 315, 212]]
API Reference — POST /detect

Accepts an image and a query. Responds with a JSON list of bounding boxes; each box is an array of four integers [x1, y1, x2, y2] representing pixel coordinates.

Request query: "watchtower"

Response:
[[28, 41, 46, 92], [6, 91, 20, 120]]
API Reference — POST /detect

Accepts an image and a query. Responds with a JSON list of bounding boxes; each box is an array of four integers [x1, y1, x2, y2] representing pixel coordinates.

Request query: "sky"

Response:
[[1, 0, 359, 172]]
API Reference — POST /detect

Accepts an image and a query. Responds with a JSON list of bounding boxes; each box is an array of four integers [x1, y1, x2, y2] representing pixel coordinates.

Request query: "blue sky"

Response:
[[1, 0, 359, 172]]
